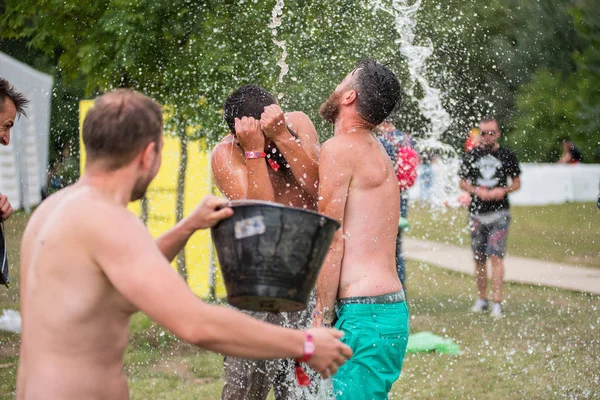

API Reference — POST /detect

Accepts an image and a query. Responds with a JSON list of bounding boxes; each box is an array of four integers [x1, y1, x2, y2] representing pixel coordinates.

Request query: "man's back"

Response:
[[18, 185, 135, 400], [323, 130, 402, 299]]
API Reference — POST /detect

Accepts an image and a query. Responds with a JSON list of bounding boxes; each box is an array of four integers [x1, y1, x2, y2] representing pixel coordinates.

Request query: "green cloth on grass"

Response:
[[406, 331, 461, 355]]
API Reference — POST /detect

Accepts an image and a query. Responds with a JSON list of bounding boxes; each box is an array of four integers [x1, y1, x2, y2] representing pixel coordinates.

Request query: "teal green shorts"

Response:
[[332, 291, 410, 400]]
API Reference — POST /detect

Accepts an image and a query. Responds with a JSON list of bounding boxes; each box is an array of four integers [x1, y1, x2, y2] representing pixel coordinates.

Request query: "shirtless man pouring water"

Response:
[[211, 85, 322, 399], [16, 89, 351, 400], [313, 60, 410, 399]]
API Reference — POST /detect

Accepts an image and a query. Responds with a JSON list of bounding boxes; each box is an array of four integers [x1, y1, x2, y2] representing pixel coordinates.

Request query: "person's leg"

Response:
[[470, 216, 489, 302], [270, 310, 319, 399], [222, 357, 270, 400], [486, 213, 510, 311], [490, 255, 504, 303], [400, 192, 409, 219], [475, 254, 488, 300], [396, 231, 405, 289], [398, 192, 408, 289], [221, 311, 272, 400]]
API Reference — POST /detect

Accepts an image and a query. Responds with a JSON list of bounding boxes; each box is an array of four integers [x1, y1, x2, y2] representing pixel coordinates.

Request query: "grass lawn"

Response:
[[407, 202, 600, 269], [1, 207, 599, 399]]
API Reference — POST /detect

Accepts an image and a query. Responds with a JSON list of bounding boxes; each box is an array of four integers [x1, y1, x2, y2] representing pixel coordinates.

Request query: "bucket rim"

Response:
[[222, 199, 340, 228]]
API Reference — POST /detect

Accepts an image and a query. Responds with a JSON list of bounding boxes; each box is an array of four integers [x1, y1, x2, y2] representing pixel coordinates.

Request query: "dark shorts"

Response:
[[221, 305, 315, 400], [469, 210, 510, 259]]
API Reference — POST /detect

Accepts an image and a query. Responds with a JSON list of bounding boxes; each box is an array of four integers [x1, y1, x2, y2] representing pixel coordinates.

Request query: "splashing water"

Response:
[[371, 0, 451, 141], [269, 0, 289, 87], [371, 0, 462, 207], [268, 0, 285, 29]]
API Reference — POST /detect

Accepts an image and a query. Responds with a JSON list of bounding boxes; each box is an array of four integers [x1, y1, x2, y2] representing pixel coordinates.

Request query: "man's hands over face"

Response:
[[260, 105, 288, 141], [235, 117, 265, 152]]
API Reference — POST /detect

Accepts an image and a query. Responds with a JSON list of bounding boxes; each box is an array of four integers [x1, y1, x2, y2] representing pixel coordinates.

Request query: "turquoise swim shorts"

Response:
[[332, 291, 410, 400]]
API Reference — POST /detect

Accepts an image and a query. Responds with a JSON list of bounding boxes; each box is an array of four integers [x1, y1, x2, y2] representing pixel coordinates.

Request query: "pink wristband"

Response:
[[297, 332, 315, 363], [245, 151, 267, 159]]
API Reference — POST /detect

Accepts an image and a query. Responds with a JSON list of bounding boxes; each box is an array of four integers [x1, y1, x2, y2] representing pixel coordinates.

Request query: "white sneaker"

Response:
[[490, 302, 504, 318], [471, 299, 489, 313]]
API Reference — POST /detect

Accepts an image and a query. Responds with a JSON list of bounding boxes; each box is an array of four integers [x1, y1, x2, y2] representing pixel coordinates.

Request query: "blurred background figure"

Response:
[[557, 138, 583, 164], [465, 127, 481, 152], [376, 119, 419, 290], [418, 146, 436, 204]]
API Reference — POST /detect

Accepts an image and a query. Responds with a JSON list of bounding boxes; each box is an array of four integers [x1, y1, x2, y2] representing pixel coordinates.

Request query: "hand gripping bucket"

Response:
[[211, 200, 340, 312]]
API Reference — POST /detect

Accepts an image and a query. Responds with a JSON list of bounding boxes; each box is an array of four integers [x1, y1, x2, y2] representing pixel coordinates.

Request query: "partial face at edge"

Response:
[[319, 70, 359, 124], [0, 98, 17, 146]]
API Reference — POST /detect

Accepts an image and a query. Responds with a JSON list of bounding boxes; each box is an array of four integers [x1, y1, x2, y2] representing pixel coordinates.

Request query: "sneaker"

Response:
[[471, 299, 489, 313], [490, 302, 504, 318]]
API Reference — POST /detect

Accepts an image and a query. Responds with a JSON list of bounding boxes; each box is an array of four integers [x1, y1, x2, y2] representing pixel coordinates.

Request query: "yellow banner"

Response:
[[79, 100, 226, 298]]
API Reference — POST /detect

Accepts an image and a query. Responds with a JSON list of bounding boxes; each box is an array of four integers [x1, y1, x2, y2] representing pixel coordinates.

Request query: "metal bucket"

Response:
[[211, 200, 340, 312]]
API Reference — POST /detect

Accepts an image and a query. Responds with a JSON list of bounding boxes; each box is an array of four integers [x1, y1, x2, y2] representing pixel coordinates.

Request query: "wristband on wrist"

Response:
[[294, 332, 315, 386], [299, 332, 315, 362], [245, 151, 267, 159]]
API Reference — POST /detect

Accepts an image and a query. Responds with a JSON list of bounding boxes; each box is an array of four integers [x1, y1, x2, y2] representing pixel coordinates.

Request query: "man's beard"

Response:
[[319, 91, 342, 124], [130, 172, 153, 202]]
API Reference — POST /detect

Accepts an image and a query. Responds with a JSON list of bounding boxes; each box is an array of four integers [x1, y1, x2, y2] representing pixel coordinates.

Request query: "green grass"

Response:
[[407, 202, 600, 268], [1, 207, 599, 399], [3, 262, 598, 399]]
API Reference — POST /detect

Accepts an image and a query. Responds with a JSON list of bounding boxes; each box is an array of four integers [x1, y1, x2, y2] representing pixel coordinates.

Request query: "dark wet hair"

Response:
[[352, 60, 401, 126], [223, 85, 277, 134], [0, 77, 29, 118], [83, 89, 163, 170]]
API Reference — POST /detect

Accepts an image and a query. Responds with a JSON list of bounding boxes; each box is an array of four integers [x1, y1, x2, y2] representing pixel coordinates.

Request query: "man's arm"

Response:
[[458, 152, 495, 201], [261, 107, 320, 198], [92, 203, 350, 376], [505, 176, 521, 194], [313, 139, 352, 327], [0, 193, 13, 220], [156, 196, 233, 262], [459, 179, 477, 196], [211, 118, 276, 202], [237, 117, 275, 202], [459, 179, 493, 201]]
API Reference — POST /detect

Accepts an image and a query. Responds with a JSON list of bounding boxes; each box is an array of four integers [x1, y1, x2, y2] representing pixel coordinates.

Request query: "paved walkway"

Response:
[[404, 238, 600, 295]]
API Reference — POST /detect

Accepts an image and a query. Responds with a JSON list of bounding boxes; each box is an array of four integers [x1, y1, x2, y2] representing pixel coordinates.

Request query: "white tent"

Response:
[[0, 52, 53, 211]]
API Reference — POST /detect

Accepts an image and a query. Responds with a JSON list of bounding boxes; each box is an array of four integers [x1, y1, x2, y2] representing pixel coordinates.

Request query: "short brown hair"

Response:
[[0, 77, 29, 118], [83, 89, 163, 170]]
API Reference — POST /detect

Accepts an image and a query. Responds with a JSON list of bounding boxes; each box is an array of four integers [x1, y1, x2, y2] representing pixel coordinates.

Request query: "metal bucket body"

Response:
[[211, 200, 340, 312]]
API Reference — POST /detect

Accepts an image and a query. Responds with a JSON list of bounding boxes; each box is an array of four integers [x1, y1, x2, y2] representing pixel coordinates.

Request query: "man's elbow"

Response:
[[178, 319, 220, 348]]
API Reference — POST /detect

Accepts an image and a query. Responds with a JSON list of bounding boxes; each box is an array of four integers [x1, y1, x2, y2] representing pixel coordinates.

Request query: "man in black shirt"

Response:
[[459, 117, 521, 318]]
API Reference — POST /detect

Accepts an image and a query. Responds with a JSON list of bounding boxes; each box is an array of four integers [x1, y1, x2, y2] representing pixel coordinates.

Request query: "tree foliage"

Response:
[[1, 0, 599, 163]]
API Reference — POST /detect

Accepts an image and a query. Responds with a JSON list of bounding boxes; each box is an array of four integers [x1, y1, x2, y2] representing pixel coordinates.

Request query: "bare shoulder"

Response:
[[211, 135, 235, 160], [24, 187, 142, 254], [320, 136, 355, 169], [286, 111, 313, 126], [286, 112, 318, 137], [211, 135, 243, 170], [321, 135, 354, 156]]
